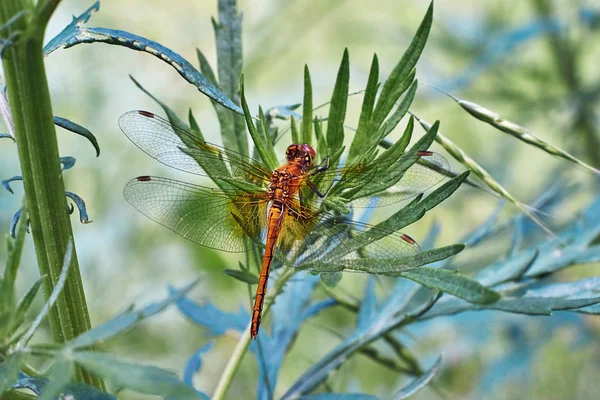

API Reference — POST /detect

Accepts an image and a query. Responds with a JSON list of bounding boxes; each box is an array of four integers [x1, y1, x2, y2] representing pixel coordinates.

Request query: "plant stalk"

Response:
[[0, 0, 103, 390], [212, 266, 295, 400]]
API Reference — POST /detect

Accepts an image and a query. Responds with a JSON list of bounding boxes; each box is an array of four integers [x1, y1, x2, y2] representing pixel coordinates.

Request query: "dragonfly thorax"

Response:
[[268, 165, 303, 202]]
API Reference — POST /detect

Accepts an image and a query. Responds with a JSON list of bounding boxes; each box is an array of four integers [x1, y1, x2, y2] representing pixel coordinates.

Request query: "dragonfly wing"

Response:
[[124, 176, 268, 253], [307, 152, 449, 208], [272, 204, 422, 275], [119, 111, 273, 183]]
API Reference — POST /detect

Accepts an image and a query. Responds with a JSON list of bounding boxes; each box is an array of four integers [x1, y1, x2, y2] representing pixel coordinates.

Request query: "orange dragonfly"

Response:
[[119, 110, 449, 339]]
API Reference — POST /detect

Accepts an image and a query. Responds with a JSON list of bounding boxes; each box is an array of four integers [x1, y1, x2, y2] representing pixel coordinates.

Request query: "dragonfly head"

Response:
[[286, 144, 316, 169]]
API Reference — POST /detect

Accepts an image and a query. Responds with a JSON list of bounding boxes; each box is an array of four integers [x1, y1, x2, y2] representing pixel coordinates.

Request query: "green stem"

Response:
[[212, 266, 296, 400], [0, 0, 103, 390]]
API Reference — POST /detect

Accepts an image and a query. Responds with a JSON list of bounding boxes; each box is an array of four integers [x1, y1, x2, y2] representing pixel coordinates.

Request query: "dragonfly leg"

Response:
[[309, 156, 330, 176], [306, 156, 338, 198]]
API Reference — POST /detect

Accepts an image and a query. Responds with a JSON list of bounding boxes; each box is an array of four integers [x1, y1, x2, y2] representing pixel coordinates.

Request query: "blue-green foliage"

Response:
[[2, 0, 599, 399]]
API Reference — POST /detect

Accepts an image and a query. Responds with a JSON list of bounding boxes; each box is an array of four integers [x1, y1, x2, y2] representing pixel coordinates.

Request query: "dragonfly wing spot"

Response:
[[138, 110, 155, 118]]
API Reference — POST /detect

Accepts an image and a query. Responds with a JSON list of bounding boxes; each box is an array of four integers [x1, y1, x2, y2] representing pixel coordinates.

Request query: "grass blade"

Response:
[[411, 113, 555, 237], [431, 85, 600, 174]]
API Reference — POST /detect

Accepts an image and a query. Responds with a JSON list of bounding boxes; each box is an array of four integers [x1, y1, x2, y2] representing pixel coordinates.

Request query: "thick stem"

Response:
[[212, 266, 295, 400], [0, 0, 103, 390]]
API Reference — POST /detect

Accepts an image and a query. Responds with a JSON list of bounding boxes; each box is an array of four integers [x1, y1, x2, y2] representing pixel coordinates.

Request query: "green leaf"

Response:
[[314, 118, 327, 161], [44, 3, 243, 118], [402, 267, 500, 304], [188, 108, 204, 140], [420, 170, 470, 211], [0, 352, 23, 395], [377, 116, 414, 164], [375, 196, 425, 233], [17, 241, 73, 348], [8, 276, 46, 336], [326, 48, 350, 156], [378, 79, 418, 140], [348, 54, 379, 163], [3, 204, 27, 312], [475, 249, 538, 287], [240, 76, 278, 169], [196, 48, 218, 87], [258, 106, 277, 155], [130, 75, 189, 131], [372, 69, 415, 130], [223, 269, 259, 285], [73, 351, 202, 399], [374, 1, 432, 120], [302, 65, 313, 145], [394, 356, 441, 399], [67, 279, 200, 349], [212, 0, 248, 155], [38, 357, 74, 400], [409, 119, 439, 153], [320, 272, 343, 287], [290, 116, 300, 144], [54, 116, 100, 157], [493, 296, 600, 315], [301, 244, 464, 275]]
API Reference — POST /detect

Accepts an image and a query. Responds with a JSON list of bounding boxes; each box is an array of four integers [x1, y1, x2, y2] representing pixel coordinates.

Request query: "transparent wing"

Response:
[[124, 176, 268, 253], [305, 151, 449, 208], [271, 202, 423, 275], [119, 110, 273, 183]]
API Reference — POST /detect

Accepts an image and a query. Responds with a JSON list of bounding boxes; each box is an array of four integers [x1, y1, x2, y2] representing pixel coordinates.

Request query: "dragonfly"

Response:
[[119, 110, 449, 339]]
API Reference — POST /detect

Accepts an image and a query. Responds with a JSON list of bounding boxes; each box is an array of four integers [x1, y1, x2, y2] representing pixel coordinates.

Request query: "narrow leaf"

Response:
[[326, 48, 350, 155], [212, 0, 248, 155], [73, 351, 202, 399], [3, 203, 27, 309], [320, 271, 342, 287], [290, 116, 300, 144], [375, 1, 432, 119], [348, 54, 379, 162], [357, 277, 377, 330], [240, 76, 278, 168], [17, 241, 73, 348], [15, 277, 44, 319], [68, 279, 200, 349], [223, 269, 258, 284], [401, 267, 500, 304], [54, 116, 100, 157], [475, 249, 538, 287], [394, 356, 441, 399], [183, 342, 214, 387], [420, 170, 470, 211], [195, 48, 218, 87], [130, 75, 189, 131], [302, 65, 313, 145], [379, 79, 418, 139], [37, 358, 74, 400], [44, 4, 243, 116], [0, 353, 23, 394]]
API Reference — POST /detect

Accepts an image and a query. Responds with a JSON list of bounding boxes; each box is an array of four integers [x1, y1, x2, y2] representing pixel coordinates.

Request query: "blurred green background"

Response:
[[1, 0, 599, 398]]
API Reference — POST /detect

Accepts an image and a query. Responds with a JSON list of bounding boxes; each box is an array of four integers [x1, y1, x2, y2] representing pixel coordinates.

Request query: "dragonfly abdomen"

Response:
[[250, 201, 286, 339]]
